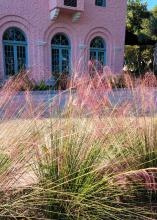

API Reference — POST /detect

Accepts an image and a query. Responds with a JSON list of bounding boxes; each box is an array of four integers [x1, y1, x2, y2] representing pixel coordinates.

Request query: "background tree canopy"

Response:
[[148, 5, 157, 39], [125, 0, 157, 75], [127, 0, 150, 34]]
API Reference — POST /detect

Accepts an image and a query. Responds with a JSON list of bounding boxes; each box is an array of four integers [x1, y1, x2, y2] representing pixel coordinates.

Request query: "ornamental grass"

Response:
[[0, 70, 157, 219]]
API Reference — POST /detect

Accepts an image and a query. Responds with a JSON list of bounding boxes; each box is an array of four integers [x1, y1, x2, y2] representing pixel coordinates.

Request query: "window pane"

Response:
[[64, 0, 77, 7], [95, 0, 106, 7], [17, 45, 27, 72], [4, 45, 15, 76], [62, 49, 70, 74], [51, 34, 69, 46], [90, 50, 97, 61], [90, 37, 105, 48], [3, 28, 26, 42], [98, 51, 104, 65], [52, 48, 60, 74]]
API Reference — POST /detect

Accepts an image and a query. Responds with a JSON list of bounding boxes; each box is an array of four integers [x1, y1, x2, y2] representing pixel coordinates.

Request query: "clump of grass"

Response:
[[0, 152, 11, 176], [0, 70, 157, 219]]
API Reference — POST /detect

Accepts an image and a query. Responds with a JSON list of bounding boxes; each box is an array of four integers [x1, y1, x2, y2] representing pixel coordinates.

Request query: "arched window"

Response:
[[90, 36, 106, 71], [51, 33, 71, 76], [3, 27, 28, 76]]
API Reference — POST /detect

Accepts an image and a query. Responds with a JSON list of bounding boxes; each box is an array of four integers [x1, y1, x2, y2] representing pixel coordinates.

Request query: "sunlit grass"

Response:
[[0, 71, 157, 219]]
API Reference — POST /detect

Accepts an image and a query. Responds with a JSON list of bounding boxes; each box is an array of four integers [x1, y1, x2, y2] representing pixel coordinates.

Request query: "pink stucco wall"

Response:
[[0, 0, 127, 82]]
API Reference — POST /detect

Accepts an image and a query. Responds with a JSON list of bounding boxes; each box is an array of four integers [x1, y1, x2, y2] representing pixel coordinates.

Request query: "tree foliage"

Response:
[[126, 0, 157, 74], [125, 45, 154, 74], [127, 0, 150, 34], [149, 6, 157, 39]]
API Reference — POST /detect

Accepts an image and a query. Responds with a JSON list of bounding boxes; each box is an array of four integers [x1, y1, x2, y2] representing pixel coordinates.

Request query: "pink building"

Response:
[[0, 0, 127, 83]]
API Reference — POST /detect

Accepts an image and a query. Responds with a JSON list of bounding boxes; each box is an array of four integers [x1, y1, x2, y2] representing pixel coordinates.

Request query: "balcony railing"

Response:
[[64, 0, 77, 7]]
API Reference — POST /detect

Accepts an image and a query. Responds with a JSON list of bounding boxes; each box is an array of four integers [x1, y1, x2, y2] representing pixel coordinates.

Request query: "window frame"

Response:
[[51, 33, 71, 76], [64, 0, 77, 7], [90, 36, 107, 71], [95, 0, 106, 7], [3, 27, 28, 77]]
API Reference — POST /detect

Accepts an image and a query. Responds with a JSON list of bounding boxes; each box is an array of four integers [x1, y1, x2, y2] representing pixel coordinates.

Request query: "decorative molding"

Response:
[[114, 47, 122, 52], [50, 8, 60, 21], [72, 12, 81, 22], [36, 41, 47, 46], [78, 44, 87, 49]]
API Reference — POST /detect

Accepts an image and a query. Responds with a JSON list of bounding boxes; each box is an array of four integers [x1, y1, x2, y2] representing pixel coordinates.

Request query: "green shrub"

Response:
[[33, 80, 51, 91]]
